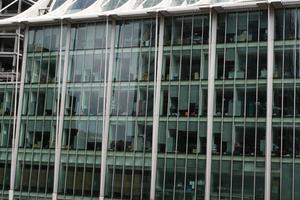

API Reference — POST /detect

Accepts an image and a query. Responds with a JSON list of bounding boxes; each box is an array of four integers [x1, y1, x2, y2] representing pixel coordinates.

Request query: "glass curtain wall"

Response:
[[57, 22, 110, 199], [0, 84, 15, 198], [104, 19, 156, 200], [7, 7, 300, 200], [272, 8, 300, 200], [211, 11, 268, 200], [156, 15, 209, 200], [14, 26, 66, 199]]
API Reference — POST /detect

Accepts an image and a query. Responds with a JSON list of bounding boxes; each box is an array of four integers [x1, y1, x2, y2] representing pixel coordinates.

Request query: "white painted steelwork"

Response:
[[150, 13, 164, 200], [2, 0, 299, 25], [99, 18, 116, 200], [265, 5, 274, 200], [52, 22, 71, 200], [8, 26, 28, 200], [205, 9, 217, 200]]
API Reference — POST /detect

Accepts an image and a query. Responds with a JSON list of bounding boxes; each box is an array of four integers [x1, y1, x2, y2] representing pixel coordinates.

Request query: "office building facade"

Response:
[[0, 0, 300, 200]]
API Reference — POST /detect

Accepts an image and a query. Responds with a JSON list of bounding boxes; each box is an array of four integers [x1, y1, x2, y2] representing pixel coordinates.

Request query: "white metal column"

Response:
[[17, 0, 21, 13], [265, 5, 274, 200], [99, 19, 116, 200], [12, 26, 21, 151], [150, 14, 164, 200], [9, 26, 28, 200], [52, 22, 71, 200], [205, 9, 217, 200]]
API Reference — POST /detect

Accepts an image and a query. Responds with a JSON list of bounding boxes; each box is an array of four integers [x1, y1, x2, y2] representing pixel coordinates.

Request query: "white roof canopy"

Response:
[[0, 0, 298, 25]]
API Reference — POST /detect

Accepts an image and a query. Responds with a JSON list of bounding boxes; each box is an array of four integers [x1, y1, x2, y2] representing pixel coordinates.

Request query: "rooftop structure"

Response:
[[0, 0, 37, 84]]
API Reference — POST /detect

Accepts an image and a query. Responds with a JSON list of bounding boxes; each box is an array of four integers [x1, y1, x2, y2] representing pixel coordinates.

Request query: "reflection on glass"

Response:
[[20, 121, 55, 149], [111, 87, 153, 117], [17, 164, 54, 193], [70, 23, 109, 50], [105, 165, 151, 199], [234, 123, 266, 156], [162, 50, 208, 81], [160, 85, 207, 117], [108, 121, 152, 153], [217, 11, 267, 44], [273, 88, 294, 117], [164, 15, 209, 46], [115, 19, 155, 48], [156, 158, 205, 200], [216, 46, 266, 80], [63, 120, 102, 150], [28, 27, 65, 53], [0, 122, 13, 147], [158, 121, 207, 155], [59, 165, 100, 196]]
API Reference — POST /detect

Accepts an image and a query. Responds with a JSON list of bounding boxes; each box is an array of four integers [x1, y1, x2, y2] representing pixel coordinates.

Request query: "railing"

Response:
[[0, 71, 20, 82]]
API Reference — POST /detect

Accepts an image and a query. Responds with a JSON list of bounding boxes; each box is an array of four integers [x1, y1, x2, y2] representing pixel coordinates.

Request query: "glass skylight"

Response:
[[170, 0, 185, 6], [133, 0, 145, 8], [51, 0, 66, 10], [102, 0, 128, 11], [68, 0, 96, 13], [187, 0, 200, 4], [142, 0, 162, 8]]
